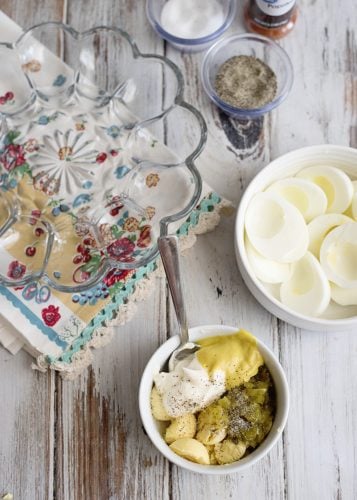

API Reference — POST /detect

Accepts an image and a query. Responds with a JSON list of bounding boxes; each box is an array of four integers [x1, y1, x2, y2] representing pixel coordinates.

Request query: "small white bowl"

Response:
[[235, 144, 357, 332], [139, 324, 289, 475]]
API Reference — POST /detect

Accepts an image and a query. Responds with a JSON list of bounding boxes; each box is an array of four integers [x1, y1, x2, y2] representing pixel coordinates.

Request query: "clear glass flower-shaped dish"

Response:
[[0, 22, 206, 292]]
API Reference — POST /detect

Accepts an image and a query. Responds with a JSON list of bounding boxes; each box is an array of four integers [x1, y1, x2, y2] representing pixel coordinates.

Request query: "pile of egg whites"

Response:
[[244, 165, 357, 317]]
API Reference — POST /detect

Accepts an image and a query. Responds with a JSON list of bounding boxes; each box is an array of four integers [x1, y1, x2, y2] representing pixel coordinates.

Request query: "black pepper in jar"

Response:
[[214, 55, 278, 109]]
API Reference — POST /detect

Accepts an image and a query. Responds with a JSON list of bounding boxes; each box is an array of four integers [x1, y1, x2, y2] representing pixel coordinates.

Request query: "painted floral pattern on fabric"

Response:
[[22, 282, 51, 303], [0, 143, 26, 171], [7, 260, 26, 280], [103, 268, 132, 288], [107, 237, 135, 262], [69, 203, 153, 285], [41, 304, 61, 326], [0, 131, 31, 189], [71, 268, 134, 305]]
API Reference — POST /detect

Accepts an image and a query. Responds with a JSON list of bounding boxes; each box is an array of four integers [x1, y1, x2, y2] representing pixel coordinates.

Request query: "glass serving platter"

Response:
[[0, 22, 206, 293]]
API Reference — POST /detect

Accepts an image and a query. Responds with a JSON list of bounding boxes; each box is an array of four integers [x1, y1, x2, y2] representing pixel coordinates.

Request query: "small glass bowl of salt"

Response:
[[146, 0, 237, 52]]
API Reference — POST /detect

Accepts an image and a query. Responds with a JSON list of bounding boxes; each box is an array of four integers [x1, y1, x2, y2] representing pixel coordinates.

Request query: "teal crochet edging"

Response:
[[49, 192, 222, 365]]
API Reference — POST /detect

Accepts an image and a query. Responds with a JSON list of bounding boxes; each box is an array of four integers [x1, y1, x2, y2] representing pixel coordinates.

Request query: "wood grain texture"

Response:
[[55, 285, 170, 500], [0, 0, 65, 28], [0, 347, 55, 500], [0, 0, 357, 499]]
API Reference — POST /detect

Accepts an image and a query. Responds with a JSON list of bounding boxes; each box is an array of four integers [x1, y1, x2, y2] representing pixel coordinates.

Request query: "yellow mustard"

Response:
[[196, 330, 264, 390]]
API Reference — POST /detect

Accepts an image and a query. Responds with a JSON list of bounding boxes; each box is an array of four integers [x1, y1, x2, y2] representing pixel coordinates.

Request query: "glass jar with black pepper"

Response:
[[215, 55, 278, 109], [244, 0, 298, 39]]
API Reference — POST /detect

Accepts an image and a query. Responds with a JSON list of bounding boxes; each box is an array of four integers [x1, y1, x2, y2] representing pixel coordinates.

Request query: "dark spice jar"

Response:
[[244, 0, 297, 39]]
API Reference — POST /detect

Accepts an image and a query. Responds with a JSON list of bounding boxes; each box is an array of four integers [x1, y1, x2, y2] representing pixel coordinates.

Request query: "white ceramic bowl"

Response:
[[235, 144, 357, 332], [139, 324, 289, 475]]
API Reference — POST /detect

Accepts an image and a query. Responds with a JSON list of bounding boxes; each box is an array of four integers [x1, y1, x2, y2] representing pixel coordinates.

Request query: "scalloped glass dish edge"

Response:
[[0, 22, 207, 293]]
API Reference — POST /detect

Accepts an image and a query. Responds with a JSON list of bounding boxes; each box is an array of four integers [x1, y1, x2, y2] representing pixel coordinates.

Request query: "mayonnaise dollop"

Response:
[[154, 354, 225, 418]]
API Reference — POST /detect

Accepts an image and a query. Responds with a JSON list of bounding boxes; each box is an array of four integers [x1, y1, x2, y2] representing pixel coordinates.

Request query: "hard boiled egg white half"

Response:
[[320, 221, 357, 289], [280, 251, 331, 317], [296, 165, 353, 214], [344, 180, 357, 220], [244, 191, 309, 263], [266, 177, 327, 222], [330, 282, 357, 306], [245, 235, 291, 284], [307, 213, 353, 258]]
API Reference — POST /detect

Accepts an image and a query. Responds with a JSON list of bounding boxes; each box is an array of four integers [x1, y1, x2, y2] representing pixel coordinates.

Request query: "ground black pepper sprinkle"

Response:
[[214, 55, 278, 109], [227, 365, 275, 446]]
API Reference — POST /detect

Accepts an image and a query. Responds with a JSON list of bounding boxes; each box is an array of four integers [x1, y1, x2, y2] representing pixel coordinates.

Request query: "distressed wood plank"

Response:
[[280, 326, 357, 500], [0, 347, 55, 500], [55, 291, 170, 500], [0, 0, 65, 28]]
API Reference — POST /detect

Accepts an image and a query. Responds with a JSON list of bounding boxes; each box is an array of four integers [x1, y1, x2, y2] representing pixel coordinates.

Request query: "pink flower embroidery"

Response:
[[7, 260, 26, 280], [41, 305, 61, 326], [107, 237, 135, 262], [0, 143, 26, 171]]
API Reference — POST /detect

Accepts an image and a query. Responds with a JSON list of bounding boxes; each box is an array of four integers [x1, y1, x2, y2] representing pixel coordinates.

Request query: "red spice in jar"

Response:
[[244, 0, 298, 39]]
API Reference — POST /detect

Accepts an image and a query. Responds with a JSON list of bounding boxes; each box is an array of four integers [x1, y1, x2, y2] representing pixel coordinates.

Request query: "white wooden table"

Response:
[[1, 1, 357, 499]]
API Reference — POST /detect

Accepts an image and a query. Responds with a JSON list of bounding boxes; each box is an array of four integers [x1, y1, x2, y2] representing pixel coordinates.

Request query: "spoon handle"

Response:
[[158, 235, 189, 345]]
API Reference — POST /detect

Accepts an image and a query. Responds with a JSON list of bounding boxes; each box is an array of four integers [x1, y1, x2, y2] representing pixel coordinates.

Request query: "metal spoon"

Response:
[[158, 235, 199, 371]]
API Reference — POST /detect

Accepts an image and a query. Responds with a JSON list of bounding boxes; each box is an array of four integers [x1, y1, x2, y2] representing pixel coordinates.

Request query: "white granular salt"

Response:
[[160, 0, 225, 39]]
